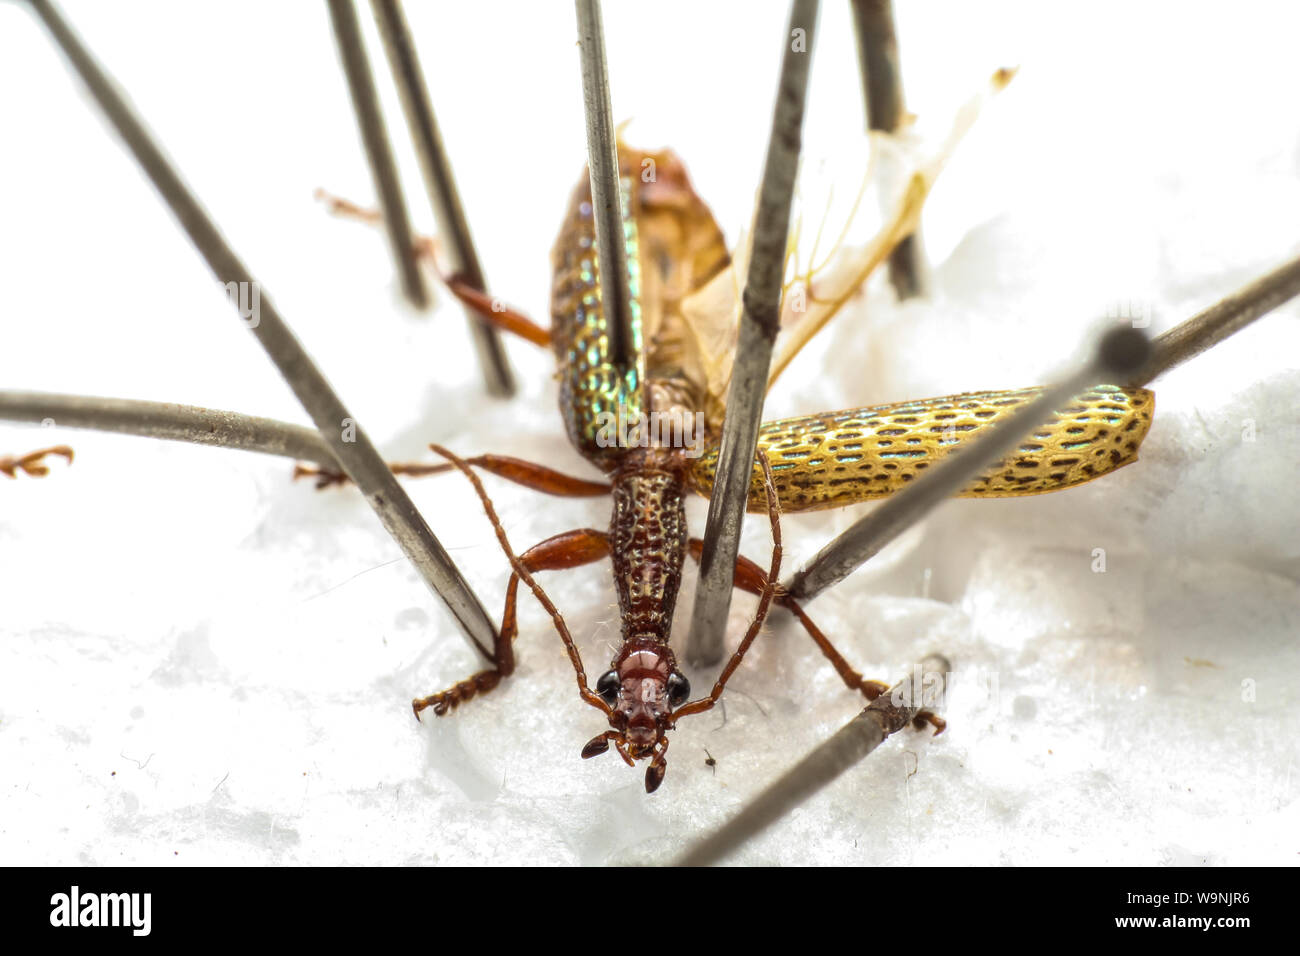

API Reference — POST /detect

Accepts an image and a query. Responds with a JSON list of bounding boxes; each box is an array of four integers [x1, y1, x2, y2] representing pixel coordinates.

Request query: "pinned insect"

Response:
[[301, 122, 1154, 792], [0, 26, 1154, 792]]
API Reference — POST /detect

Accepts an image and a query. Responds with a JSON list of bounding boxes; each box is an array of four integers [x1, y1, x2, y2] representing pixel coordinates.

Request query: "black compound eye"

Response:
[[666, 672, 691, 708], [596, 669, 619, 705]]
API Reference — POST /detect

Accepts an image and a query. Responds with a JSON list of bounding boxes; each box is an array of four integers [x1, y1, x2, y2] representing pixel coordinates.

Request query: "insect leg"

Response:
[[423, 445, 613, 718], [686, 538, 889, 704], [295, 452, 611, 497], [428, 454, 610, 496], [314, 188, 384, 224], [685, 536, 946, 732], [0, 445, 74, 479], [439, 279, 551, 348], [413, 528, 611, 717], [315, 188, 550, 346]]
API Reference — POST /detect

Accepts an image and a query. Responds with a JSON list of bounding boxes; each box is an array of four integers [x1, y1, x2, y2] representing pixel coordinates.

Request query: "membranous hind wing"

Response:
[[675, 68, 1017, 430], [674, 68, 1157, 513], [687, 385, 1154, 513]]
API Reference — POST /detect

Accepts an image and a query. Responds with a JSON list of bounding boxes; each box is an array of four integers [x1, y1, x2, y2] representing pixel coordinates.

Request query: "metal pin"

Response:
[[1132, 253, 1300, 387], [369, 0, 516, 397], [786, 326, 1153, 602], [675, 653, 951, 866], [784, 255, 1300, 602], [327, 0, 429, 310], [687, 0, 821, 667], [851, 0, 926, 299], [0, 392, 337, 468], [574, 0, 636, 371], [30, 0, 495, 662]]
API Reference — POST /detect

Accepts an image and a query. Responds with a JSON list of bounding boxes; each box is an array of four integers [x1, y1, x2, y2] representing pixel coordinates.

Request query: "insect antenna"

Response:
[[673, 455, 783, 721], [428, 445, 611, 717]]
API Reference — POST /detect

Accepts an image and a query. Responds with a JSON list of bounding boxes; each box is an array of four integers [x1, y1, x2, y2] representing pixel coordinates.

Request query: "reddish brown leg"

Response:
[[417, 445, 615, 721], [315, 188, 438, 260], [314, 187, 551, 347], [412, 527, 611, 718], [686, 539, 889, 704], [0, 445, 74, 479], [722, 553, 948, 733], [296, 451, 612, 496], [315, 189, 383, 224], [440, 277, 551, 347]]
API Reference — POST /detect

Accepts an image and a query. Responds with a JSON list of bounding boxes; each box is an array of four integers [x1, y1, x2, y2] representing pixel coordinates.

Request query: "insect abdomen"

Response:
[[688, 385, 1155, 513]]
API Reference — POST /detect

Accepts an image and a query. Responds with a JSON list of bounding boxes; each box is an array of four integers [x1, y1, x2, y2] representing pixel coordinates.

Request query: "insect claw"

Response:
[[313, 187, 381, 224], [914, 710, 947, 736], [0, 445, 74, 480], [412, 691, 456, 721], [412, 697, 441, 721], [582, 734, 611, 759]]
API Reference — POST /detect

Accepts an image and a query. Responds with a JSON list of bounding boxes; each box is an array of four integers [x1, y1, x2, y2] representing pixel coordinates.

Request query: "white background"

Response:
[[1, 1, 1297, 865]]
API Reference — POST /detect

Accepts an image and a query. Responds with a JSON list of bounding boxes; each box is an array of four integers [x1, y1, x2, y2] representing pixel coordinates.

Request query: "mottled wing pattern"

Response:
[[687, 385, 1155, 513]]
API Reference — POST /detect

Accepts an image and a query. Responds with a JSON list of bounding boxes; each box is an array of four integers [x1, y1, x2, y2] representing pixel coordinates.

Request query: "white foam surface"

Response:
[[1, 1, 1296, 865]]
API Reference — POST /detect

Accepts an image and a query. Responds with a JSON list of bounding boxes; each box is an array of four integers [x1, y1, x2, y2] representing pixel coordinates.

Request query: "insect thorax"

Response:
[[610, 448, 688, 646]]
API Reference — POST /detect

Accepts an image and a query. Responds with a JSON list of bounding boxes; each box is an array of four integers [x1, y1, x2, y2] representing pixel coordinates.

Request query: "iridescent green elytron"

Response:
[[548, 174, 645, 464], [687, 385, 1155, 513]]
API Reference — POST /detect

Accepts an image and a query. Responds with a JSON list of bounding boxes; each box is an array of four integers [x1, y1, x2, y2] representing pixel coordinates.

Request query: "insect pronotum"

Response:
[[3, 2, 1296, 864]]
